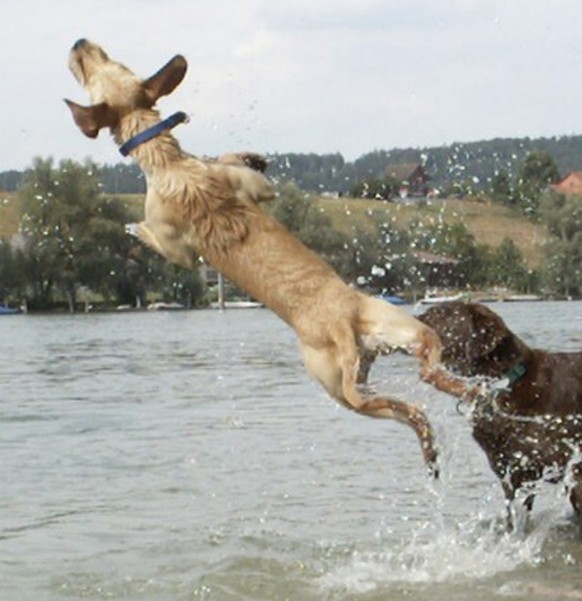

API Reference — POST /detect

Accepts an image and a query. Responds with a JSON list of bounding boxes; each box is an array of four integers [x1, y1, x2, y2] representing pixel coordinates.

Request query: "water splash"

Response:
[[317, 390, 574, 598], [318, 512, 557, 596]]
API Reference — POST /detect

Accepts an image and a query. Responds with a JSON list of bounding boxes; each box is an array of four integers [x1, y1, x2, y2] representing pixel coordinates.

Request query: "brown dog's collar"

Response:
[[499, 362, 528, 388], [460, 362, 528, 420]]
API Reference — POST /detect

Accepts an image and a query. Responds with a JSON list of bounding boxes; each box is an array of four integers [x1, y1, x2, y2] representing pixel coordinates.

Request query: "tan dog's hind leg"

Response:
[[416, 327, 479, 401], [300, 327, 438, 475], [358, 295, 478, 402]]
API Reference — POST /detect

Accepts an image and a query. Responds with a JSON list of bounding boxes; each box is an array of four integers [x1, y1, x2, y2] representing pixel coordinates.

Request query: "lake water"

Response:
[[1, 301, 582, 601]]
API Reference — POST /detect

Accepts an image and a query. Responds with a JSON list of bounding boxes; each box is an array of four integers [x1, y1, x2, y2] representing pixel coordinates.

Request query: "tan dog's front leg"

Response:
[[125, 221, 196, 270], [125, 222, 166, 256]]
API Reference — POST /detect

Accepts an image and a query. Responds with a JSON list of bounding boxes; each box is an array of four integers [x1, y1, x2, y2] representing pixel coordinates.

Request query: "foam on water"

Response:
[[319, 516, 554, 595], [318, 451, 573, 597]]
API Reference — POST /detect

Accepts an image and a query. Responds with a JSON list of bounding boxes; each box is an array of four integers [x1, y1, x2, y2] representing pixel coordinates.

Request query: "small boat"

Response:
[[417, 292, 465, 305], [209, 300, 264, 309], [377, 294, 408, 306], [503, 294, 542, 302], [147, 301, 186, 311], [0, 304, 19, 315]]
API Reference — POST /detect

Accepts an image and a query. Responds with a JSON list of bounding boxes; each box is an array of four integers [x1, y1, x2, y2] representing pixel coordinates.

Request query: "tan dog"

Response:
[[65, 39, 471, 473]]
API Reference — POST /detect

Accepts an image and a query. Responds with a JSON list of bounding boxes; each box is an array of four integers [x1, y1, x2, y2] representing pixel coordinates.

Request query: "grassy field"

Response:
[[315, 196, 548, 267], [0, 191, 548, 267], [0, 192, 20, 239]]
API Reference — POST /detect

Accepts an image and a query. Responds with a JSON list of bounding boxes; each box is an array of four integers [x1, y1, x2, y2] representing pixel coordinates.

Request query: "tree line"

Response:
[[0, 158, 203, 311], [0, 155, 580, 311], [4, 133, 582, 195], [267, 135, 582, 196]]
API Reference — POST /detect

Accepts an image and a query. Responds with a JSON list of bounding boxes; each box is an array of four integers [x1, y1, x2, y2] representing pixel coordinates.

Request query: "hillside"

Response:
[[0, 192, 20, 238], [265, 134, 582, 194], [0, 191, 546, 268], [314, 196, 547, 267]]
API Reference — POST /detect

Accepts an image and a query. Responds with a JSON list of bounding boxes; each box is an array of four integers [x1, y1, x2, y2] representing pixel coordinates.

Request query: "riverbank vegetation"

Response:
[[0, 151, 580, 311]]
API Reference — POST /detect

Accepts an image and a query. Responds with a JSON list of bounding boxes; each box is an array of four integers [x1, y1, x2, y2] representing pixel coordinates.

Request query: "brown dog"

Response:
[[418, 301, 582, 517], [65, 39, 473, 473]]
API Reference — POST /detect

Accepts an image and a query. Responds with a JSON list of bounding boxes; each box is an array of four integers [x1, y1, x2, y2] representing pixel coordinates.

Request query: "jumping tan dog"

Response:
[[65, 39, 471, 473]]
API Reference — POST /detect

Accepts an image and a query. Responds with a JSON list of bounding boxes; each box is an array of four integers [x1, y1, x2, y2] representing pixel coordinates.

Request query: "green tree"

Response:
[[18, 157, 136, 309], [407, 218, 498, 289], [539, 192, 582, 298], [365, 216, 414, 292], [542, 239, 582, 298], [268, 183, 351, 276], [147, 262, 206, 308], [336, 214, 414, 293], [489, 238, 529, 290], [513, 151, 561, 216], [268, 182, 311, 232], [0, 241, 26, 303], [490, 170, 512, 205]]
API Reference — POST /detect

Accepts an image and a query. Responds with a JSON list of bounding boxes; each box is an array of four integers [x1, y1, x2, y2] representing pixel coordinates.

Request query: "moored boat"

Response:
[[0, 304, 19, 315], [209, 300, 264, 309]]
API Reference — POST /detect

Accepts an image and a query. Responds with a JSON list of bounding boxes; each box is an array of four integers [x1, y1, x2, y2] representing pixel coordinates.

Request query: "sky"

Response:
[[2, 0, 582, 171]]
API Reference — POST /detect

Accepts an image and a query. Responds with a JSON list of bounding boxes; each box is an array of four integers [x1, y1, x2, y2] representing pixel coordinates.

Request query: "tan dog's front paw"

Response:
[[125, 223, 140, 238]]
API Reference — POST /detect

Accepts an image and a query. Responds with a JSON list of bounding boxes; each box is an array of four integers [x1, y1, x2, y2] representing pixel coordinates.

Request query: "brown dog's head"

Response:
[[65, 39, 187, 138], [418, 302, 529, 378]]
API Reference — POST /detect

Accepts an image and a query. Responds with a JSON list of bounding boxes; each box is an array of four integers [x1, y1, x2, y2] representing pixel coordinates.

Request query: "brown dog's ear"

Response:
[[143, 55, 188, 104], [64, 99, 114, 138], [467, 305, 508, 359], [419, 303, 474, 373]]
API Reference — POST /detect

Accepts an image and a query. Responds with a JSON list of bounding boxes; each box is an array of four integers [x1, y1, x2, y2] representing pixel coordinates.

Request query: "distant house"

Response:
[[551, 171, 582, 196], [385, 163, 429, 199]]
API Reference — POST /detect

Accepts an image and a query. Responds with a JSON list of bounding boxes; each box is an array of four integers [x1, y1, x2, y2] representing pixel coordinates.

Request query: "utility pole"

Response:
[[217, 272, 225, 310]]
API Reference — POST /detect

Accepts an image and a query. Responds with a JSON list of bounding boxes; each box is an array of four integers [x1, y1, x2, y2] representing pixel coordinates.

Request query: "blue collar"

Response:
[[119, 111, 189, 157]]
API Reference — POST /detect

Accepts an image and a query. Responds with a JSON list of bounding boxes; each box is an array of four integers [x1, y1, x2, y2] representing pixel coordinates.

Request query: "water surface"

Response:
[[1, 302, 582, 600]]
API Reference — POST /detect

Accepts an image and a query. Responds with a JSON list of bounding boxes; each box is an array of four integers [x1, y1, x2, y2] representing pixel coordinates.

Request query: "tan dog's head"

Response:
[[418, 302, 529, 378], [65, 39, 187, 138]]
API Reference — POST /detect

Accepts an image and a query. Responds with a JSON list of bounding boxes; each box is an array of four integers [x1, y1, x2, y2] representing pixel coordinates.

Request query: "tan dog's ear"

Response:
[[64, 99, 114, 138], [143, 55, 188, 104]]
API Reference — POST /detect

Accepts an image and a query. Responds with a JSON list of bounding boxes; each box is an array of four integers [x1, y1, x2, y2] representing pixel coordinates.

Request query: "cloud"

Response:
[[2, 0, 582, 170]]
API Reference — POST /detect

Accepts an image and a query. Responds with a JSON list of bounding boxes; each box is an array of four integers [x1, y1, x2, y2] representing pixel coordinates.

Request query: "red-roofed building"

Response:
[[385, 163, 429, 198], [552, 171, 582, 196]]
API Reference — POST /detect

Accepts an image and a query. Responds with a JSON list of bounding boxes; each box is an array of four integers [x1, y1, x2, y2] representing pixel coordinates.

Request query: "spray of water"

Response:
[[318, 375, 578, 596], [318, 511, 558, 595]]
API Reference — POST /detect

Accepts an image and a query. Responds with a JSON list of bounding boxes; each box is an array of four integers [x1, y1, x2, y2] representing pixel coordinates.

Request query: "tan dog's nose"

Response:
[[72, 38, 89, 51]]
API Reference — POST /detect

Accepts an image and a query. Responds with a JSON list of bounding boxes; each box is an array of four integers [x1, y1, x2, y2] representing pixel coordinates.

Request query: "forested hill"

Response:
[[3, 134, 582, 194], [266, 134, 582, 193]]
